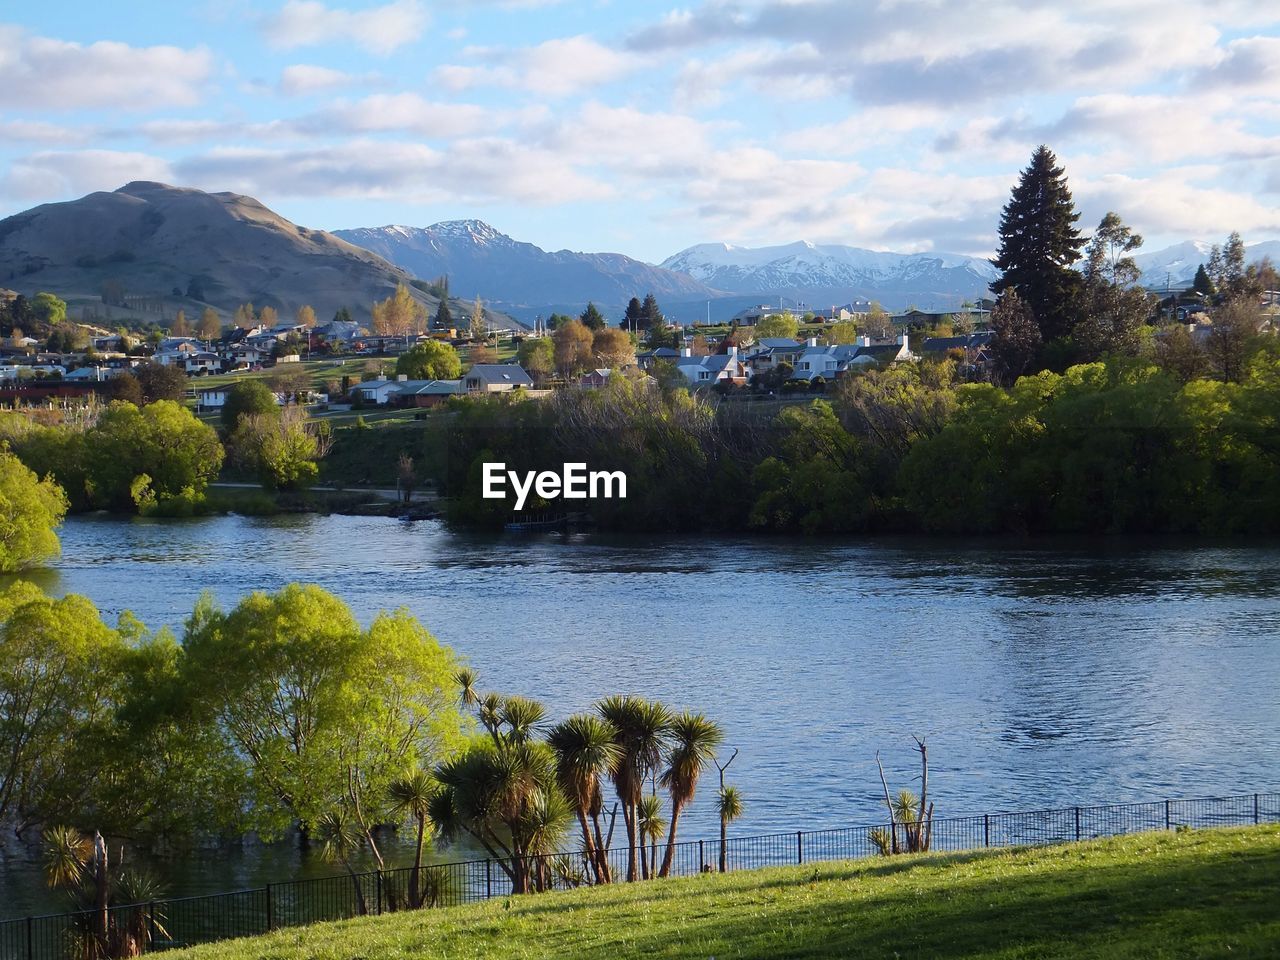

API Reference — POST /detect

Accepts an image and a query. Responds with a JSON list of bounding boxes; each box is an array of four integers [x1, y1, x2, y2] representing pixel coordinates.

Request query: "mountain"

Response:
[[334, 221, 718, 316], [1134, 239, 1280, 289], [0, 182, 478, 324], [660, 241, 1001, 310]]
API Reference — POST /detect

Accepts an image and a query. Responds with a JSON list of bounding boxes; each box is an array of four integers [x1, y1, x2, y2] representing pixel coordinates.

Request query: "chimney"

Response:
[[806, 337, 818, 347], [727, 345, 738, 357], [859, 335, 871, 347], [898, 332, 909, 346], [680, 348, 692, 357], [397, 374, 408, 382]]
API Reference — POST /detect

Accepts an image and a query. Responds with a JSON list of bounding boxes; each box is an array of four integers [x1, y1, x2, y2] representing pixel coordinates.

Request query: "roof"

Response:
[[920, 332, 995, 353], [465, 364, 534, 386], [758, 338, 803, 349], [406, 379, 461, 395]]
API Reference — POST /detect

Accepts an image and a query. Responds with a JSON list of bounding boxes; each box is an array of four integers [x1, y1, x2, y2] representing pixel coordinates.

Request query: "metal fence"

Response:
[[3, 791, 1276, 959]]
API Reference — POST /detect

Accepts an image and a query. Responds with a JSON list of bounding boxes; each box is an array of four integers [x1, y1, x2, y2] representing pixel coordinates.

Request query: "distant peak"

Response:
[[428, 219, 505, 241]]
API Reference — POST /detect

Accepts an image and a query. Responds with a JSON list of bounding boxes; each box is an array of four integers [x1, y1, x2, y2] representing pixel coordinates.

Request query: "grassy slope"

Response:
[[174, 826, 1280, 960]]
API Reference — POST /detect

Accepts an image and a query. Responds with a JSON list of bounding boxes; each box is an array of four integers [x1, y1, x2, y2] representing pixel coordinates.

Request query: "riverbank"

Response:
[[170, 825, 1280, 959]]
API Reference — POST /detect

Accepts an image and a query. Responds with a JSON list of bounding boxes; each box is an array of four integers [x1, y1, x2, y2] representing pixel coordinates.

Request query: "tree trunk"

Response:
[[719, 818, 727, 872], [409, 815, 425, 908], [590, 809, 612, 883], [576, 810, 600, 884], [659, 804, 683, 878], [624, 802, 639, 882]]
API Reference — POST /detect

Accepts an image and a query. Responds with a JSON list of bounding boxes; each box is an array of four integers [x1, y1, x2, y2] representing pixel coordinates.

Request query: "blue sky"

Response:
[[1, 0, 1278, 262]]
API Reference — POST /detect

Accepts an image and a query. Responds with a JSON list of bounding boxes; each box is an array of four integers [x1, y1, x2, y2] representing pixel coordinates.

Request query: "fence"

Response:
[[3, 791, 1276, 959]]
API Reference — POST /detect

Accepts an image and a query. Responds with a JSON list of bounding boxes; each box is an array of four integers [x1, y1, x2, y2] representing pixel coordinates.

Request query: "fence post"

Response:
[[265, 884, 273, 931], [699, 840, 705, 871], [797, 831, 803, 865], [376, 870, 383, 915], [1074, 807, 1081, 841], [485, 859, 492, 899], [148, 901, 156, 945], [983, 814, 990, 848], [1165, 800, 1171, 830], [1255, 794, 1260, 825]]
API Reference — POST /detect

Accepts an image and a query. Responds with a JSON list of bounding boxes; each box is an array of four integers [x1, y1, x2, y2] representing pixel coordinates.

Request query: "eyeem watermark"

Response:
[[482, 462, 627, 511]]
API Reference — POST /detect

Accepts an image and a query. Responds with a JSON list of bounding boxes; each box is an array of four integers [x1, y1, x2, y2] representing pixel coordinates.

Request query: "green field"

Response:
[[171, 825, 1279, 960]]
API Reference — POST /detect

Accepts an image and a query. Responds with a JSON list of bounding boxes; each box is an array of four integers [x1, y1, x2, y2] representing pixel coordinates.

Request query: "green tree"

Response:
[[989, 288, 1042, 385], [623, 297, 644, 332], [517, 338, 554, 385], [83, 401, 224, 511], [658, 712, 722, 877], [397, 341, 462, 380], [755, 312, 799, 340], [717, 785, 743, 873], [1075, 212, 1150, 360], [1206, 298, 1258, 384], [1192, 263, 1215, 298], [639, 293, 664, 330], [469, 297, 487, 340], [990, 145, 1085, 344], [183, 585, 466, 847], [0, 450, 68, 571], [547, 714, 621, 884], [434, 298, 453, 332], [31, 292, 67, 327], [387, 769, 436, 907], [221, 380, 280, 431], [133, 362, 188, 404], [579, 302, 607, 332], [597, 695, 672, 881], [229, 407, 330, 491]]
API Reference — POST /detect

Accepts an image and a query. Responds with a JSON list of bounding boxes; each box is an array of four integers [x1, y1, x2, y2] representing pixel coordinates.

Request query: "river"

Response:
[[3, 513, 1279, 916]]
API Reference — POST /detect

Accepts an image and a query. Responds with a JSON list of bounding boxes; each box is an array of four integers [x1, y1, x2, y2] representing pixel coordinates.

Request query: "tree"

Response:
[[990, 145, 1085, 344], [434, 297, 453, 332], [133, 362, 188, 404], [31, 292, 66, 327], [547, 714, 621, 884], [221, 380, 279, 431], [197, 307, 222, 341], [387, 769, 435, 907], [1192, 264, 1215, 298], [296, 305, 317, 328], [597, 696, 671, 882], [171, 310, 190, 337], [591, 327, 635, 369], [657, 712, 722, 877], [1075, 211, 1149, 360], [1205, 298, 1258, 383], [469, 297, 487, 340], [230, 407, 330, 491], [553, 320, 594, 377], [1221, 231, 1247, 298], [639, 293, 664, 331], [828, 320, 859, 344], [0, 451, 68, 571], [1155, 323, 1207, 384], [333, 306, 353, 325], [183, 585, 466, 843], [989, 288, 1041, 385], [517, 338, 554, 384], [373, 284, 427, 337], [469, 344, 498, 366], [755, 312, 799, 340], [83, 401, 224, 511], [579, 302, 607, 332], [259, 306, 279, 327], [397, 341, 462, 380], [622, 297, 644, 332]]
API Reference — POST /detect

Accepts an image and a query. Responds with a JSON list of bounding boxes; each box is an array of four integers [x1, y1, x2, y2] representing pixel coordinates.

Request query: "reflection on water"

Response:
[[2, 514, 1278, 915]]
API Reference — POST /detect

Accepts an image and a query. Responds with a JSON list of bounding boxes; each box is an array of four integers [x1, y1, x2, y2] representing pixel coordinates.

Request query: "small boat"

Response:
[[504, 513, 568, 532]]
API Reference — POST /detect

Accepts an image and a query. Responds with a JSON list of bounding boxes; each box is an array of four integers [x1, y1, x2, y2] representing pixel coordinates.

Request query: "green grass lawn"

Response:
[[172, 825, 1279, 960]]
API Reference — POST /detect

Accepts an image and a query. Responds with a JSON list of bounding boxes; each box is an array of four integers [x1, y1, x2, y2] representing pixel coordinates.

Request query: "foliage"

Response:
[[0, 448, 68, 570], [31, 292, 67, 327], [553, 320, 594, 377], [397, 340, 462, 380], [1075, 211, 1151, 361], [134, 361, 189, 404], [989, 288, 1041, 385], [373, 283, 427, 337], [517, 338, 554, 384], [989, 145, 1085, 345], [221, 380, 279, 431], [754, 312, 799, 340], [229, 406, 331, 491], [579, 302, 607, 332], [591, 328, 635, 369]]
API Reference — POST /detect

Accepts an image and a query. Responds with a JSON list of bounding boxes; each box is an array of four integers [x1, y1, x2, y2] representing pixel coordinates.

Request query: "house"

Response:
[[580, 369, 614, 389], [156, 350, 222, 374], [635, 347, 680, 371], [196, 385, 285, 412], [463, 364, 534, 393], [921, 332, 995, 379], [675, 347, 750, 387], [64, 365, 126, 382], [401, 380, 462, 408], [788, 334, 913, 382], [743, 338, 804, 376], [353, 378, 415, 406]]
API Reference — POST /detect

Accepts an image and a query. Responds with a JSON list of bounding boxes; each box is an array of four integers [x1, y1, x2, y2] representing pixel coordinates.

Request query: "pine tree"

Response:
[[1192, 264, 1215, 298], [623, 297, 644, 332], [990, 145, 1085, 344], [639, 293, 664, 331], [579, 301, 606, 331]]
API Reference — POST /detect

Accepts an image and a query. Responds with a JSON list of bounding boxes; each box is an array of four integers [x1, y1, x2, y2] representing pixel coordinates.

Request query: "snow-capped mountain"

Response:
[[660, 240, 1000, 307], [1134, 239, 1280, 289], [334, 221, 716, 312]]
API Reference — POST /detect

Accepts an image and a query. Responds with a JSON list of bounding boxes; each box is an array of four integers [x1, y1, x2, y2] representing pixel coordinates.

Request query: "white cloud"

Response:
[[435, 35, 643, 97], [278, 64, 357, 96], [263, 0, 427, 56], [302, 94, 498, 137], [1, 150, 174, 201], [0, 120, 89, 145], [0, 27, 213, 111]]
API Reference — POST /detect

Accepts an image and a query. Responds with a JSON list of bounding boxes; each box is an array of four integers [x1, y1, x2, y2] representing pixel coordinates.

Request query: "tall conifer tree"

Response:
[[990, 146, 1085, 343]]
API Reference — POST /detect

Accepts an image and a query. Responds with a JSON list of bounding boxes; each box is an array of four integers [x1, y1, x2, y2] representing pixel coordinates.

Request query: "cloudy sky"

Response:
[[1, 0, 1279, 262]]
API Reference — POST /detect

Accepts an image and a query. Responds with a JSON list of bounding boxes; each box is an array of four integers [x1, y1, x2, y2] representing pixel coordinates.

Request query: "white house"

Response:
[[675, 347, 750, 387]]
